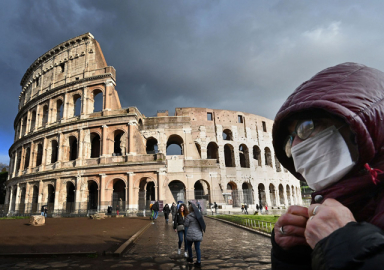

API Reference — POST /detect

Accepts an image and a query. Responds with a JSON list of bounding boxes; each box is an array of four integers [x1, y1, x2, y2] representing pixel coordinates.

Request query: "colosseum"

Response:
[[4, 33, 301, 216]]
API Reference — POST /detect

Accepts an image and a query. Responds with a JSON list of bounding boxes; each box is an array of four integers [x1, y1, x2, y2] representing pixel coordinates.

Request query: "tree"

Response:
[[0, 171, 7, 204]]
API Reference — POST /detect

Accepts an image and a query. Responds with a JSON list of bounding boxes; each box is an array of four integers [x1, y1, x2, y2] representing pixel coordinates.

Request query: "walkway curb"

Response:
[[207, 216, 271, 238], [0, 252, 98, 258], [113, 221, 152, 256]]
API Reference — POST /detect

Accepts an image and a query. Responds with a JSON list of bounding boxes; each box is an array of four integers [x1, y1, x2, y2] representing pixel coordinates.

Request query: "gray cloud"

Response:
[[1, 0, 384, 163]]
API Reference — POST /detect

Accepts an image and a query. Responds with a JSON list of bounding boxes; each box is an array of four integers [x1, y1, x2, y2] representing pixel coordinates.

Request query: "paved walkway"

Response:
[[0, 216, 272, 269]]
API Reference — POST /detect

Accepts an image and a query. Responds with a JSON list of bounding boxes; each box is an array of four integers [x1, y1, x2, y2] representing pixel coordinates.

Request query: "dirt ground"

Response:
[[0, 217, 150, 254]]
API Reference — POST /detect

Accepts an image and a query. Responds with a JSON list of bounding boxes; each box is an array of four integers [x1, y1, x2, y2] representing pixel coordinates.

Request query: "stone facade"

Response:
[[5, 33, 301, 215]]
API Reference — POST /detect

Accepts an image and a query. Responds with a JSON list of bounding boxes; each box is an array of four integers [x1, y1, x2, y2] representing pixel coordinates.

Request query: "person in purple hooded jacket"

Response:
[[271, 63, 384, 270]]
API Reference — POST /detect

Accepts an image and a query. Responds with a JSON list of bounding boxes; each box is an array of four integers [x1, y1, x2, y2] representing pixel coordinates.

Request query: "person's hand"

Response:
[[305, 198, 356, 249], [274, 205, 309, 250]]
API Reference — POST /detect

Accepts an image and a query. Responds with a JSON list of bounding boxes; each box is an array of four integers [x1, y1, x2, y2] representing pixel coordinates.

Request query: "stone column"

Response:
[[19, 147, 26, 172], [41, 137, 48, 171], [14, 184, 20, 213], [54, 179, 61, 213], [38, 180, 43, 211], [128, 123, 136, 155], [8, 186, 14, 213], [74, 175, 81, 211], [77, 129, 84, 166], [99, 173, 106, 211], [62, 92, 69, 120], [127, 172, 135, 211], [25, 110, 31, 136], [56, 132, 62, 168], [265, 187, 271, 209], [81, 87, 88, 117], [35, 104, 41, 129], [101, 125, 108, 157]]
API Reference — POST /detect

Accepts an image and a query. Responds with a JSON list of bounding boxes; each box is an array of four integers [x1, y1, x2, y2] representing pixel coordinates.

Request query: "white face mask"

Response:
[[291, 126, 355, 191]]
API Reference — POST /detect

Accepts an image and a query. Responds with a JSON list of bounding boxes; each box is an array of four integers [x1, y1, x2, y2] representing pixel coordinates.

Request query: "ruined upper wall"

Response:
[[18, 33, 116, 109]]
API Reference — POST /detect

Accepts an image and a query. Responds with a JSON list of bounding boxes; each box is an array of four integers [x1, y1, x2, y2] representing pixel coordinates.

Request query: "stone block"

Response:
[[29, 215, 45, 226]]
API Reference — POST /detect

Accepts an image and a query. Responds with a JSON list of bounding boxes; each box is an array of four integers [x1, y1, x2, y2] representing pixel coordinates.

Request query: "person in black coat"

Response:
[[171, 202, 177, 222], [163, 203, 171, 224], [173, 203, 189, 257], [152, 201, 159, 220]]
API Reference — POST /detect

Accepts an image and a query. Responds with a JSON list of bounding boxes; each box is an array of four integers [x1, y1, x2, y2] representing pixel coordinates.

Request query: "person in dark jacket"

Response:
[[163, 203, 171, 224], [185, 203, 204, 268], [244, 204, 248, 215], [173, 203, 189, 257], [271, 62, 384, 270], [152, 201, 159, 220], [171, 202, 177, 222]]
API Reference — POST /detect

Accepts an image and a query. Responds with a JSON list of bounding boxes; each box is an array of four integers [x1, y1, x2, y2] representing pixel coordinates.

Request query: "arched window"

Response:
[[93, 90, 103, 113], [222, 129, 233, 140], [51, 140, 58, 163], [36, 144, 43, 166], [56, 99, 63, 122], [16, 150, 22, 171], [21, 115, 27, 136], [91, 133, 101, 158], [42, 105, 49, 126], [224, 144, 235, 167], [253, 146, 262, 166], [30, 111, 36, 132], [73, 94, 81, 117], [239, 144, 250, 168], [24, 147, 30, 169], [207, 142, 219, 163], [69, 136, 78, 161], [146, 137, 158, 154], [114, 133, 122, 156], [166, 135, 183, 155], [264, 147, 272, 167]]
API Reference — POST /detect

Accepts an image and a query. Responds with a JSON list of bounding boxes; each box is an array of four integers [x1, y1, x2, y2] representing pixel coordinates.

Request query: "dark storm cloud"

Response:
[[2, 0, 384, 163]]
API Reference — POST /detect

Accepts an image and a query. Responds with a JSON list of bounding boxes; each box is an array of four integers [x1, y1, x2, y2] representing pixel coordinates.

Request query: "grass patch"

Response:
[[214, 214, 279, 234], [0, 216, 30, 220]]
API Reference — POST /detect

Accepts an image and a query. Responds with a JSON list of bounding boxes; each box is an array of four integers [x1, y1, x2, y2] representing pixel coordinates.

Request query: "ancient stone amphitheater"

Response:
[[4, 33, 301, 216]]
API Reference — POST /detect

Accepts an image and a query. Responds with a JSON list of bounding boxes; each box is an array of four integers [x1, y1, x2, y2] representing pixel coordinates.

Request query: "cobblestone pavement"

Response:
[[0, 217, 272, 269]]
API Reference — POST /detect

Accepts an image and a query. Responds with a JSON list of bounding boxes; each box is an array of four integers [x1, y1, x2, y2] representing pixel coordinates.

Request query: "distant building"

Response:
[[5, 33, 301, 215]]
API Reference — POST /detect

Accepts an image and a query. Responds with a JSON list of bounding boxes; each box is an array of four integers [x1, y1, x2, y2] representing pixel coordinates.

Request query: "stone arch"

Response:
[[73, 93, 82, 117], [224, 144, 235, 167], [64, 181, 76, 213], [292, 185, 296, 204], [36, 143, 43, 166], [207, 142, 219, 163], [222, 129, 233, 140], [109, 129, 126, 156], [264, 147, 272, 167], [257, 183, 266, 208], [166, 134, 184, 155], [226, 181, 239, 207], [30, 110, 37, 132], [24, 147, 31, 169], [21, 114, 27, 136], [69, 136, 78, 161], [286, 184, 291, 205], [91, 88, 103, 113], [19, 187, 26, 214], [31, 185, 39, 213], [269, 183, 276, 207], [90, 133, 101, 158], [242, 182, 253, 205], [41, 104, 49, 126], [47, 184, 55, 214], [239, 144, 250, 168], [253, 145, 261, 166], [194, 179, 210, 202], [87, 180, 98, 210], [168, 180, 186, 203], [138, 177, 156, 210], [47, 139, 59, 164], [55, 98, 64, 122], [146, 137, 158, 154]]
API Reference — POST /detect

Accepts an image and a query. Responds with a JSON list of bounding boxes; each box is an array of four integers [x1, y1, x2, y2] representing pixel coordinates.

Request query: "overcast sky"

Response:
[[1, 0, 384, 164]]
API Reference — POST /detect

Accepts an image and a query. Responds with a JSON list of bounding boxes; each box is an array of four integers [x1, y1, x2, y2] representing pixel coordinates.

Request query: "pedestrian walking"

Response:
[[41, 205, 45, 216], [152, 201, 159, 220], [163, 203, 170, 224], [171, 202, 177, 222], [116, 204, 119, 216], [185, 203, 204, 268], [214, 202, 218, 214], [173, 203, 189, 257], [256, 204, 259, 211], [241, 204, 244, 213], [265, 204, 268, 212], [244, 204, 248, 214], [44, 206, 48, 218]]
